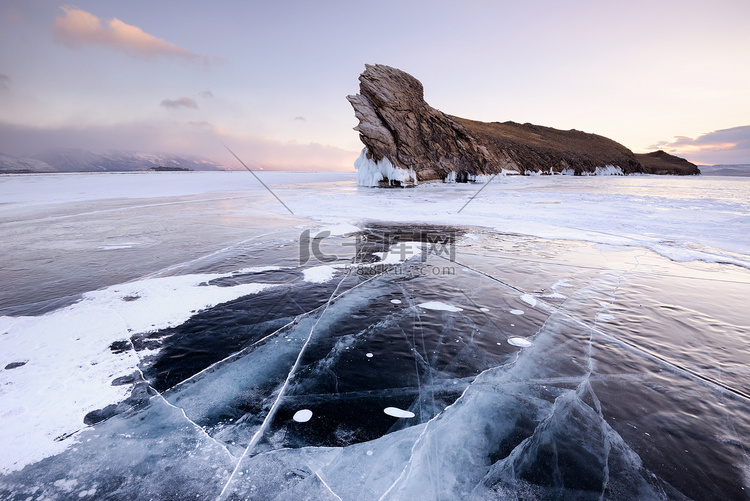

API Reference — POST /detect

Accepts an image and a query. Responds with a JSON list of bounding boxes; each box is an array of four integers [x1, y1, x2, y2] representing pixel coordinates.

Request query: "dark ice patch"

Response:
[[84, 383, 156, 426], [4, 361, 27, 370], [111, 372, 141, 386], [109, 340, 131, 354]]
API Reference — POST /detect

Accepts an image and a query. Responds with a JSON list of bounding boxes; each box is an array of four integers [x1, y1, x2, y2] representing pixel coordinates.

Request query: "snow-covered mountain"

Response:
[[0, 149, 226, 173], [699, 164, 750, 177], [0, 153, 57, 173]]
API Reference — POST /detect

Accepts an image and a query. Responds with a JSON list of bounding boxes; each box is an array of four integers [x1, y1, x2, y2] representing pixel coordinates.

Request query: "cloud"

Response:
[[52, 6, 221, 63], [0, 74, 9, 91], [0, 120, 358, 171], [648, 125, 750, 164], [293, 116, 306, 122], [160, 97, 198, 109], [199, 90, 214, 99]]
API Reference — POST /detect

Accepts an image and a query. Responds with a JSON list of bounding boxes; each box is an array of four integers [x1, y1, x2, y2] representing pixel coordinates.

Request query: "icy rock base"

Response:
[[355, 149, 417, 187]]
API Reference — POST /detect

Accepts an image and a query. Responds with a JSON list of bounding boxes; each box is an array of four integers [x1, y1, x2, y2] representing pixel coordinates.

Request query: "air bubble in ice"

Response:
[[507, 337, 533, 348], [384, 407, 415, 418], [293, 409, 313, 423], [418, 302, 463, 312]]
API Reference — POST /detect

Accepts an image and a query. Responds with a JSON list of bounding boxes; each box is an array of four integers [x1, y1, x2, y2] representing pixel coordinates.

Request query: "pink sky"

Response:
[[1, 1, 749, 168]]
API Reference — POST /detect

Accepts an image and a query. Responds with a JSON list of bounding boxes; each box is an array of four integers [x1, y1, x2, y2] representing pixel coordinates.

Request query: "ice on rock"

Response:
[[582, 165, 625, 176], [355, 148, 416, 187]]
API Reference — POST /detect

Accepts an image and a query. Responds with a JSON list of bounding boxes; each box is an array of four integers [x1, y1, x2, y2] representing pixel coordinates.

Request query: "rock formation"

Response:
[[635, 150, 700, 175], [347, 64, 645, 186]]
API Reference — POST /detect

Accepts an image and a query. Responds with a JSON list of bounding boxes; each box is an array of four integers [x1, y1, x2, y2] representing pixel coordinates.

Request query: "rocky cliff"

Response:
[[347, 64, 644, 186], [635, 150, 700, 175]]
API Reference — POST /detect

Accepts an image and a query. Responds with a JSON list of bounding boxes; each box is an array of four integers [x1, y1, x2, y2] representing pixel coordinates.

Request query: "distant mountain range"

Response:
[[0, 148, 226, 174], [698, 164, 750, 177], [1, 147, 748, 177]]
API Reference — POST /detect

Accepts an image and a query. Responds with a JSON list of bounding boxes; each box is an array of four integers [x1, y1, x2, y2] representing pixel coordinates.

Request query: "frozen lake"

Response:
[[1, 171, 749, 500]]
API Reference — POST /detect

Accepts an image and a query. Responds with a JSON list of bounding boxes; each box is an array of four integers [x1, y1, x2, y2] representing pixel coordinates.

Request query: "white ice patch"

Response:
[[509, 309, 525, 315], [379, 241, 425, 264], [597, 313, 615, 321], [520, 294, 537, 307], [366, 353, 374, 358], [384, 407, 415, 419], [318, 223, 361, 236], [551, 279, 573, 289], [418, 302, 464, 312], [355, 148, 416, 187], [480, 307, 490, 312], [54, 478, 78, 492], [390, 299, 402, 304], [302, 266, 337, 283], [580, 165, 624, 176], [0, 273, 277, 474], [292, 409, 313, 423], [443, 172, 497, 184], [97, 243, 140, 250], [556, 168, 577, 175], [507, 337, 533, 348], [232, 266, 282, 275]]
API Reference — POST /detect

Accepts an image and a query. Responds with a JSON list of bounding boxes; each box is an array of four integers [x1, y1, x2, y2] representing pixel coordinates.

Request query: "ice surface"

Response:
[[0, 271, 277, 473], [1, 172, 749, 499]]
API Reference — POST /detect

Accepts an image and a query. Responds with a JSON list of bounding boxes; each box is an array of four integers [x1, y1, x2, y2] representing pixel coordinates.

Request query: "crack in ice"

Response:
[[217, 266, 388, 500], [450, 256, 750, 401], [315, 471, 344, 501]]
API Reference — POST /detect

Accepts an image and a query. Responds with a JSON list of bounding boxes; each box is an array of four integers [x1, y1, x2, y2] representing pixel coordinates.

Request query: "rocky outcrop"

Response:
[[635, 150, 700, 175], [347, 64, 644, 186]]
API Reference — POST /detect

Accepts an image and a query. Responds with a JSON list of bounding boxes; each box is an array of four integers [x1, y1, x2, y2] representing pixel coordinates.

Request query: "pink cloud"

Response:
[[0, 120, 358, 171], [52, 6, 220, 63], [648, 125, 750, 165]]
